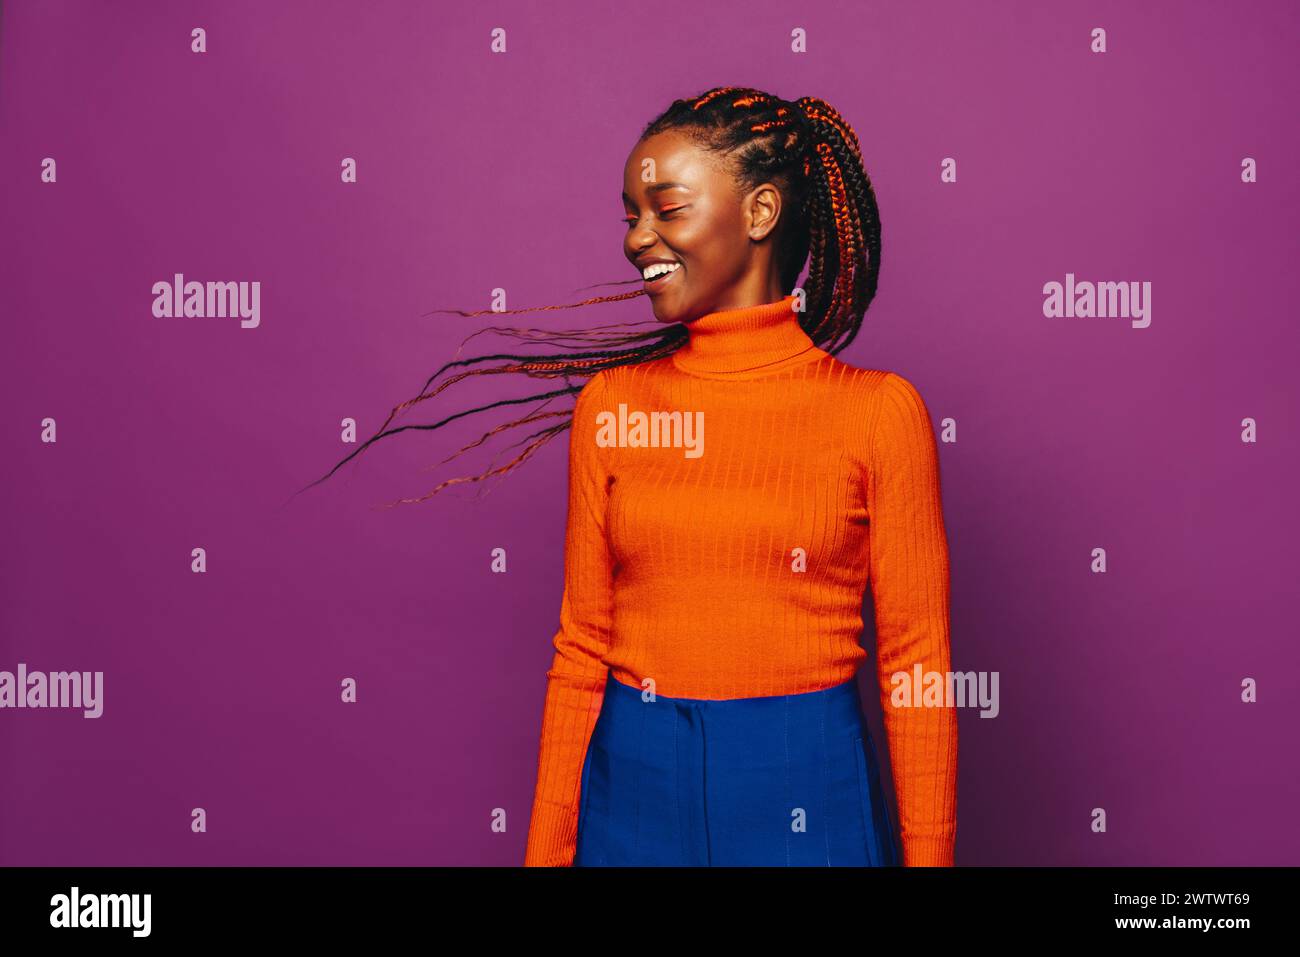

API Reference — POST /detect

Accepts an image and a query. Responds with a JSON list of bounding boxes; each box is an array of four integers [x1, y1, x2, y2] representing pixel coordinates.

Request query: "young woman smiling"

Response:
[[307, 86, 957, 868], [526, 88, 956, 868]]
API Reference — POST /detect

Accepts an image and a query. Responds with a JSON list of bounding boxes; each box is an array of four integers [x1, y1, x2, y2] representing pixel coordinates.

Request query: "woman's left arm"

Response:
[[866, 372, 959, 867]]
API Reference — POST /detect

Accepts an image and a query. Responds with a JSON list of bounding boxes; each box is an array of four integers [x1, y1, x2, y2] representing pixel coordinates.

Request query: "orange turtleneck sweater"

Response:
[[524, 293, 957, 867]]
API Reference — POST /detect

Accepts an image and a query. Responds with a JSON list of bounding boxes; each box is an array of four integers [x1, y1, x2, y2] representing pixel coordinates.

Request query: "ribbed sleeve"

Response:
[[867, 372, 959, 867], [523, 371, 615, 866]]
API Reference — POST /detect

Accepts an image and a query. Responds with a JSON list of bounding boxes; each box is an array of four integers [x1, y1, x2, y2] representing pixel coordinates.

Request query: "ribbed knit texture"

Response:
[[524, 294, 957, 867]]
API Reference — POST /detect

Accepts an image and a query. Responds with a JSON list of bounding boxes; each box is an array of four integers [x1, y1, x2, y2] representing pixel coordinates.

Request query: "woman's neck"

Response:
[[671, 294, 823, 378]]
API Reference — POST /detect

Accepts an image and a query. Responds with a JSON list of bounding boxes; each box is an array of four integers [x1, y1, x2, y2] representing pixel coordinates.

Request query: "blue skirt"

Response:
[[574, 669, 900, 867]]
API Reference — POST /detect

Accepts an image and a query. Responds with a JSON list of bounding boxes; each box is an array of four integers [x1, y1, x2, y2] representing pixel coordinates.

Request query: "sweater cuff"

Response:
[[523, 800, 578, 867], [901, 832, 955, 867]]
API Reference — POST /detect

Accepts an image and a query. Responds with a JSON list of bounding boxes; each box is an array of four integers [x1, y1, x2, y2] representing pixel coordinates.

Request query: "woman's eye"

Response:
[[622, 207, 687, 228]]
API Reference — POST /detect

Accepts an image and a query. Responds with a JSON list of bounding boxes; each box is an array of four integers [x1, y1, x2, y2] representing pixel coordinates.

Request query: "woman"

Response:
[[306, 87, 957, 867], [525, 88, 957, 868]]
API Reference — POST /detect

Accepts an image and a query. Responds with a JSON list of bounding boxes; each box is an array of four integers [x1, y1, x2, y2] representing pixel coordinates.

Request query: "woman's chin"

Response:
[[648, 292, 688, 324]]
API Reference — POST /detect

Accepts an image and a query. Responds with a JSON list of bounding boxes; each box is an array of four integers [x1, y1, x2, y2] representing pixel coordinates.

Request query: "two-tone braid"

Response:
[[297, 87, 882, 508], [794, 96, 880, 355]]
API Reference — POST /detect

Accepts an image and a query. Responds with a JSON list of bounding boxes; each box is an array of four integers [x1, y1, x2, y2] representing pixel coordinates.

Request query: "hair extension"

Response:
[[295, 87, 881, 508]]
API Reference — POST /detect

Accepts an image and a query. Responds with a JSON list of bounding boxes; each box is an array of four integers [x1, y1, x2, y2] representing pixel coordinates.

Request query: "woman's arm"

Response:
[[523, 371, 616, 866], [867, 372, 959, 866]]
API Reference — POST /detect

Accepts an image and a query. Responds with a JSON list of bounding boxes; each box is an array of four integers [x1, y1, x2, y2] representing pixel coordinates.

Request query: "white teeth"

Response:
[[642, 262, 681, 280]]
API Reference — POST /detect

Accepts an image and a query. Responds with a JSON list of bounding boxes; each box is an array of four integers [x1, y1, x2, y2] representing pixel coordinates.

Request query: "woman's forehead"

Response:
[[623, 133, 730, 192]]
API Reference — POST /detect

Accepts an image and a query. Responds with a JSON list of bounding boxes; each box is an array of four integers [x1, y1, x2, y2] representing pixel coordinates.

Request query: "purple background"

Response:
[[2, 0, 1297, 866]]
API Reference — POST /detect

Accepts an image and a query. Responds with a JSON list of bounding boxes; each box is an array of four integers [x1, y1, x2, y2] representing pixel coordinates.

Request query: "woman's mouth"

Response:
[[641, 261, 682, 293]]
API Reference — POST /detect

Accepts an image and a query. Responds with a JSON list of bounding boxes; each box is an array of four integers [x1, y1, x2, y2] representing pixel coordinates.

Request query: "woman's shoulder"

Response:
[[580, 357, 676, 395], [574, 364, 635, 398], [816, 353, 926, 402], [813, 357, 938, 457]]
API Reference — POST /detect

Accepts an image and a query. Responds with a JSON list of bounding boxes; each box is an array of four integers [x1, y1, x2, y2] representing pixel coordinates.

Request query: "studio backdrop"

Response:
[[1, 0, 1296, 866]]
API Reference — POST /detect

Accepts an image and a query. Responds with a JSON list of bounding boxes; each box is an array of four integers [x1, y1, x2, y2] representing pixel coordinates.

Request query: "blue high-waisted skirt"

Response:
[[574, 669, 900, 867]]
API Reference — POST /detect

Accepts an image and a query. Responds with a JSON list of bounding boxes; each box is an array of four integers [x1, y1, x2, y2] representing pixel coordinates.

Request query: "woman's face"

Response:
[[622, 129, 783, 324]]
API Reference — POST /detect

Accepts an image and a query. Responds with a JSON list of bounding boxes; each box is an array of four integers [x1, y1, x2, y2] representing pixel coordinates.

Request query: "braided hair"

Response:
[[296, 87, 881, 508]]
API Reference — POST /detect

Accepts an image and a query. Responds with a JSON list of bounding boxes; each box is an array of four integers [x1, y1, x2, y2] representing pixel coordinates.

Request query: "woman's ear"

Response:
[[745, 183, 782, 242]]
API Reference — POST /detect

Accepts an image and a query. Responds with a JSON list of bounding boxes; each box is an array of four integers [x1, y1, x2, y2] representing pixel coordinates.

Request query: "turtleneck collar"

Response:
[[671, 294, 823, 378]]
